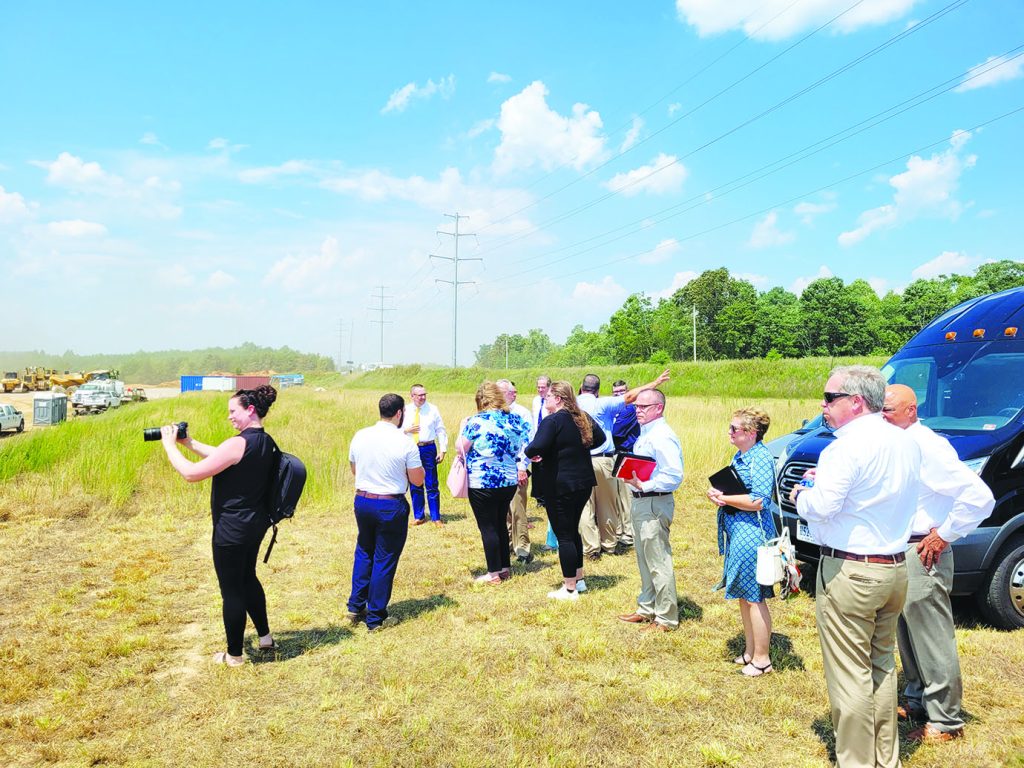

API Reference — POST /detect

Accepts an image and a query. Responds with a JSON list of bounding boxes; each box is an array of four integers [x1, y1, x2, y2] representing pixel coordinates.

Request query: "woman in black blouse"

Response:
[[161, 385, 279, 666], [525, 381, 605, 601]]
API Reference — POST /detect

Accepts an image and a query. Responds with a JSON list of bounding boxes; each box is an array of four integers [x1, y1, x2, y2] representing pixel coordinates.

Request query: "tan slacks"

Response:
[[616, 474, 633, 546], [506, 481, 530, 558], [631, 494, 679, 628], [816, 555, 908, 768], [579, 456, 621, 556]]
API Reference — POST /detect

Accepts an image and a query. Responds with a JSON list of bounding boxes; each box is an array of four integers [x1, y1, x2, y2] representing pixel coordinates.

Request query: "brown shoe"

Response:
[[897, 705, 925, 722], [906, 723, 963, 743], [433, 520, 444, 528], [641, 622, 673, 633], [411, 518, 426, 526], [617, 612, 653, 623]]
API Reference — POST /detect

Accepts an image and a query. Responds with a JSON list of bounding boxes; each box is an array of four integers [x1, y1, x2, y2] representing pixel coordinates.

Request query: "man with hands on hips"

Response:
[[402, 384, 447, 527]]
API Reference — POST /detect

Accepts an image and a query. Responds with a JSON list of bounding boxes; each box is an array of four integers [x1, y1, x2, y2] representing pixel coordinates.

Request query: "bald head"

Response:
[[882, 384, 918, 429]]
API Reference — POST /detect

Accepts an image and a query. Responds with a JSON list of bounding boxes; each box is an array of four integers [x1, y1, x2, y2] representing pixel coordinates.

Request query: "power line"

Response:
[[367, 286, 394, 364], [431, 213, 480, 367]]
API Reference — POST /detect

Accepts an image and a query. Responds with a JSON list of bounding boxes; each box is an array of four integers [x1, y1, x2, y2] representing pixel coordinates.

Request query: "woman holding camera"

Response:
[[161, 385, 279, 667]]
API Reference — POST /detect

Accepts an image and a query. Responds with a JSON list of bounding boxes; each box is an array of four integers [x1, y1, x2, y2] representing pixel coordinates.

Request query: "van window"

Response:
[[883, 343, 1024, 432]]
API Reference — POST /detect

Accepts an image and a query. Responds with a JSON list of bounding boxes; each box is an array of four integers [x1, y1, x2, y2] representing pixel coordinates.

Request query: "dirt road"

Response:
[[0, 385, 179, 436]]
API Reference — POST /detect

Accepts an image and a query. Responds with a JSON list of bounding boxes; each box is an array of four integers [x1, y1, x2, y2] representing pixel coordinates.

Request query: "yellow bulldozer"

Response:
[[2, 367, 54, 393]]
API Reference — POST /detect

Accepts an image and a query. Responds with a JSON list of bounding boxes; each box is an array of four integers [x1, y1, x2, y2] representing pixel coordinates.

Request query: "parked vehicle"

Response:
[[0, 404, 25, 433], [775, 286, 1024, 629], [71, 381, 123, 414]]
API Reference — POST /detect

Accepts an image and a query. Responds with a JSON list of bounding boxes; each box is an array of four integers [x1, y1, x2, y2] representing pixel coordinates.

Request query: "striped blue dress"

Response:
[[717, 441, 779, 602]]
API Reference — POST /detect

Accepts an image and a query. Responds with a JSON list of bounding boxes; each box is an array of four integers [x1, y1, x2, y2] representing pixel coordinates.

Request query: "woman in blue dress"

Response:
[[457, 381, 532, 585], [707, 407, 778, 677]]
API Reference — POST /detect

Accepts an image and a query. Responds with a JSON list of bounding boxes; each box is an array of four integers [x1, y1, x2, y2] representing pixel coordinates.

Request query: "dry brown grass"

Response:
[[0, 390, 1021, 767]]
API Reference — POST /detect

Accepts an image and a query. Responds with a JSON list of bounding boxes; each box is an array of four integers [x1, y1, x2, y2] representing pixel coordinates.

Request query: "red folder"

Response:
[[612, 452, 657, 482]]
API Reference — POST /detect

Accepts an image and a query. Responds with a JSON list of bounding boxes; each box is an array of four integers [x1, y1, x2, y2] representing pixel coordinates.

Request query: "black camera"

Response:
[[143, 421, 188, 442]]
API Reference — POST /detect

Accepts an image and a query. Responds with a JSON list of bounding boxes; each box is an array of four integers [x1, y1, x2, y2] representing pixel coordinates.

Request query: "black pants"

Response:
[[548, 488, 591, 578], [468, 486, 517, 573], [212, 533, 270, 657]]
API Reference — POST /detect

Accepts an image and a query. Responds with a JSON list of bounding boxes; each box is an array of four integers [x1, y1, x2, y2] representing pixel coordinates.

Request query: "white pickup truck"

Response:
[[71, 381, 123, 414], [0, 404, 25, 433]]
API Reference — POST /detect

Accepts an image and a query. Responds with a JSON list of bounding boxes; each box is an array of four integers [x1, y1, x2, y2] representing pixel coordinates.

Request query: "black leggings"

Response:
[[548, 488, 591, 578], [468, 486, 518, 573], [212, 535, 270, 657]]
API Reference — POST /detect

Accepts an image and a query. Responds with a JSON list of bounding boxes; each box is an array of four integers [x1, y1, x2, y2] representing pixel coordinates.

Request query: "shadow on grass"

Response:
[[678, 595, 703, 621], [247, 625, 354, 663], [389, 593, 457, 622], [811, 712, 837, 765], [437, 513, 467, 523], [725, 631, 804, 670], [580, 574, 625, 592]]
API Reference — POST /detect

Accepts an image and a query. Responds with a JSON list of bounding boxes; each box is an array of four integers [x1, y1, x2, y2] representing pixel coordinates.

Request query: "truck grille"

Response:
[[778, 460, 816, 515]]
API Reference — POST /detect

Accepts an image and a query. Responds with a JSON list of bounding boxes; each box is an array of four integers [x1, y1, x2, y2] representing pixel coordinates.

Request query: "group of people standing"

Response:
[[157, 365, 995, 768]]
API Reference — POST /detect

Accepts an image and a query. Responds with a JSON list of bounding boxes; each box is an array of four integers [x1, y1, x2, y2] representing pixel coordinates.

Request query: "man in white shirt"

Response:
[[497, 379, 534, 564], [882, 384, 994, 744], [577, 370, 669, 559], [617, 388, 683, 631], [790, 366, 920, 768], [401, 384, 448, 527], [348, 393, 425, 632]]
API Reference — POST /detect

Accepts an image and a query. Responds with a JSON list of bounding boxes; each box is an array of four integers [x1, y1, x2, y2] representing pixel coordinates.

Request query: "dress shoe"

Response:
[[410, 518, 426, 526], [897, 704, 925, 722], [617, 612, 653, 623], [906, 723, 963, 743], [641, 622, 673, 633], [433, 520, 444, 528], [516, 552, 535, 564], [367, 616, 399, 633], [586, 552, 602, 562], [345, 609, 367, 624]]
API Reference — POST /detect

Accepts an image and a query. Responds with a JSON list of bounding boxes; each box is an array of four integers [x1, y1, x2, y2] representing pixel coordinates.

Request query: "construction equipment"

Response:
[[2, 372, 20, 393]]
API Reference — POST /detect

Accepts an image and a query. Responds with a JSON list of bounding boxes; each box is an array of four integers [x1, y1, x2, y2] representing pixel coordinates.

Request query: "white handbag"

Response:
[[756, 533, 786, 586]]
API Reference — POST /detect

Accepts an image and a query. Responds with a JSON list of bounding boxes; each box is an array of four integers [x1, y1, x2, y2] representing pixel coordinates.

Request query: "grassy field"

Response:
[[1, 385, 1022, 767]]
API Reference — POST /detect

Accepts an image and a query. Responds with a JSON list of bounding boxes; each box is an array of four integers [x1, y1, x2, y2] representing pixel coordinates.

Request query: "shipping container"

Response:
[[271, 373, 305, 388], [180, 375, 203, 392], [33, 392, 68, 425], [202, 376, 236, 392], [235, 375, 271, 390]]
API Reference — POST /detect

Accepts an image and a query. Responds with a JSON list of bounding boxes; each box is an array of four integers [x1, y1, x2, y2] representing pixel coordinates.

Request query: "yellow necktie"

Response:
[[412, 407, 420, 441]]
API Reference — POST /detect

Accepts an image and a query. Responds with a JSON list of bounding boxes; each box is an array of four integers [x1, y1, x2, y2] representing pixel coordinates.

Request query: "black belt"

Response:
[[908, 534, 927, 543], [594, 451, 616, 457], [417, 441, 435, 447], [355, 490, 404, 500], [633, 491, 672, 498], [821, 546, 906, 565]]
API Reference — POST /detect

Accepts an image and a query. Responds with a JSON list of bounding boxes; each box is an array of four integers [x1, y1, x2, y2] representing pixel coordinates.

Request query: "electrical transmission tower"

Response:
[[338, 318, 355, 368], [367, 286, 394, 364], [431, 212, 479, 368]]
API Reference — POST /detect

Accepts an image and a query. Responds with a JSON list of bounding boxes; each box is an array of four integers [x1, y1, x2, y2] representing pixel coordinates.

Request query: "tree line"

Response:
[[474, 260, 1024, 367], [0, 342, 336, 383]]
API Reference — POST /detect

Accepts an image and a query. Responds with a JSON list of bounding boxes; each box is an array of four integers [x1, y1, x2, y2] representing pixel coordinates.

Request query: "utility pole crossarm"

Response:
[[434, 212, 479, 368]]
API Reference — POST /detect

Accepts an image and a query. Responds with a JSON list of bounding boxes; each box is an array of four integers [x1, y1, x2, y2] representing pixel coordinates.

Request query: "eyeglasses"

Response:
[[881, 406, 895, 413], [728, 425, 746, 434], [635, 402, 660, 410], [823, 392, 852, 404]]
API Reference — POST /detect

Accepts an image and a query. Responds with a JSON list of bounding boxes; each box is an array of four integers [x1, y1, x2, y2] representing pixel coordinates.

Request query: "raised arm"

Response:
[[622, 369, 671, 405]]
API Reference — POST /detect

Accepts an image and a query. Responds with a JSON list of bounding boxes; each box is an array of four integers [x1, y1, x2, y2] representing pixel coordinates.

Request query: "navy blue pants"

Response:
[[347, 495, 409, 628], [410, 443, 440, 521]]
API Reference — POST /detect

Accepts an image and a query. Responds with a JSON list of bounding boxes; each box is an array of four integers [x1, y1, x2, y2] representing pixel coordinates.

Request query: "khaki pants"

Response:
[[616, 475, 633, 545], [631, 494, 678, 628], [506, 481, 530, 558], [816, 556, 908, 768], [897, 545, 963, 732], [579, 456, 621, 556]]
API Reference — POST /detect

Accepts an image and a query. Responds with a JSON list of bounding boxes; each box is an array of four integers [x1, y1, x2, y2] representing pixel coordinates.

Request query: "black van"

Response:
[[775, 286, 1024, 629]]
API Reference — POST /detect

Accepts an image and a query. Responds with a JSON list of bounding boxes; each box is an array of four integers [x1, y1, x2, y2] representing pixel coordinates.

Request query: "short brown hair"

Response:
[[475, 381, 509, 413], [732, 407, 771, 442]]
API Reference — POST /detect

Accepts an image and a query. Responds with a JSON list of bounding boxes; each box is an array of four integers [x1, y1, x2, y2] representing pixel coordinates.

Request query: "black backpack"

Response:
[[263, 446, 307, 563]]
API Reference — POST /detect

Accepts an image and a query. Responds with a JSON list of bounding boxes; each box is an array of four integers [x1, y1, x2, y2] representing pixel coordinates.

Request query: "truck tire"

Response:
[[16, 419, 23, 433], [977, 535, 1024, 630]]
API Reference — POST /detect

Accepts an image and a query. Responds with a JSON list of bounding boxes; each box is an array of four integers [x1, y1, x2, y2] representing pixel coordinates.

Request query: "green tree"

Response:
[[607, 293, 655, 363], [670, 268, 757, 359], [553, 324, 614, 366], [751, 287, 802, 358]]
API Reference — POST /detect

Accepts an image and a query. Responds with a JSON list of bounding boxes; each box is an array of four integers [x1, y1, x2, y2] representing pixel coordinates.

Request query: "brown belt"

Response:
[[355, 490, 404, 500], [417, 441, 434, 446], [908, 534, 927, 543], [821, 546, 906, 565]]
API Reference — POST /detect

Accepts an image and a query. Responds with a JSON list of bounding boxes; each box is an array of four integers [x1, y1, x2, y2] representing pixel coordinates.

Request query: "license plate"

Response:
[[796, 519, 817, 544]]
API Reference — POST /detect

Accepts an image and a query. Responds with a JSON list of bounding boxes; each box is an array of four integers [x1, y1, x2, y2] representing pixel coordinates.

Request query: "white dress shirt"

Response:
[[906, 421, 995, 541], [578, 393, 624, 455], [797, 413, 920, 555], [631, 417, 683, 493], [509, 401, 533, 471], [349, 421, 423, 495], [401, 402, 448, 452], [532, 395, 548, 430]]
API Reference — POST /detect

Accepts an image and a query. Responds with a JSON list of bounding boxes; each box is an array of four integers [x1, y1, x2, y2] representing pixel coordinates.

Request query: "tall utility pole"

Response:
[[338, 318, 356, 367], [368, 286, 394, 364], [431, 212, 479, 368], [692, 306, 699, 362]]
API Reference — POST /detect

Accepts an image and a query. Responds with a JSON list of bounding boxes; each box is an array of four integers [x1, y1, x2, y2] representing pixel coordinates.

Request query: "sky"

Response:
[[1, 1, 1023, 366]]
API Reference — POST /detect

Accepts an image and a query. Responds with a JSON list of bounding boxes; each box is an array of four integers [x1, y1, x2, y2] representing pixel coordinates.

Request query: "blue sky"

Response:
[[2, 1, 1022, 365]]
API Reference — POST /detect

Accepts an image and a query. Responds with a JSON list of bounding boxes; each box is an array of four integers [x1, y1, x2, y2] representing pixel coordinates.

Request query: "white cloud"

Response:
[[158, 264, 195, 288], [207, 137, 247, 153], [748, 211, 795, 248], [263, 236, 365, 295], [668, 102, 682, 116], [488, 72, 511, 84], [867, 277, 889, 296], [206, 270, 237, 289], [736, 272, 769, 288], [620, 117, 644, 152], [791, 265, 834, 294], [839, 131, 976, 246], [239, 160, 314, 184], [139, 132, 166, 148], [638, 237, 681, 265], [651, 271, 698, 300], [493, 81, 607, 174], [604, 153, 687, 197], [40, 151, 111, 187], [910, 250, 979, 280], [955, 54, 1024, 93], [47, 219, 108, 237], [675, 0, 918, 41], [0, 185, 31, 224], [572, 276, 626, 303], [467, 118, 496, 139], [793, 198, 837, 224], [381, 75, 456, 114]]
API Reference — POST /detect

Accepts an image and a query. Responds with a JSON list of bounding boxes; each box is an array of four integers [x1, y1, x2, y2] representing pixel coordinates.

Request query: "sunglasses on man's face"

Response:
[[823, 391, 852, 404]]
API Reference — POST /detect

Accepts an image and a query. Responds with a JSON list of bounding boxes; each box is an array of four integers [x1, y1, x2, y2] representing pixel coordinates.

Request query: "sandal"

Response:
[[258, 639, 276, 652], [733, 653, 752, 666], [741, 661, 773, 677], [212, 651, 246, 667]]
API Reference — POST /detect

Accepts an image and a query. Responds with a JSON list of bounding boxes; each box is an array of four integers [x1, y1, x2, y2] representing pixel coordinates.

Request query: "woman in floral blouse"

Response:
[[707, 407, 779, 677], [457, 381, 532, 584]]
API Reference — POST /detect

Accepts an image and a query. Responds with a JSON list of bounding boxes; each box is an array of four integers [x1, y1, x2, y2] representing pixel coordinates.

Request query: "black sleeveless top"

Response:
[[210, 427, 278, 546]]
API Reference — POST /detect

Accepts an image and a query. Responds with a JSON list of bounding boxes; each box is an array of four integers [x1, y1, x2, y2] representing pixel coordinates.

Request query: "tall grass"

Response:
[[0, 386, 1020, 767]]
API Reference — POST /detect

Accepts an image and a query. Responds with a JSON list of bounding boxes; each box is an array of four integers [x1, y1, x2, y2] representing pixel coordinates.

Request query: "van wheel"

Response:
[[977, 535, 1024, 630], [16, 419, 23, 432]]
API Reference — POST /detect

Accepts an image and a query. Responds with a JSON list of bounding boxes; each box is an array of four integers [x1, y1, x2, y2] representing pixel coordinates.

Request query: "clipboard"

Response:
[[708, 465, 748, 495], [612, 452, 656, 482]]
